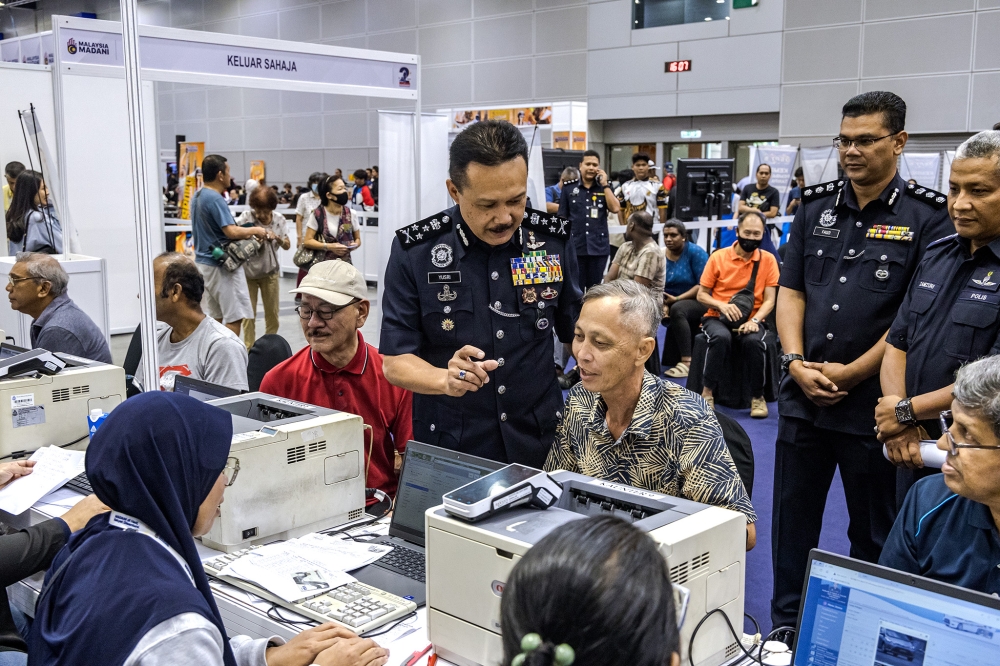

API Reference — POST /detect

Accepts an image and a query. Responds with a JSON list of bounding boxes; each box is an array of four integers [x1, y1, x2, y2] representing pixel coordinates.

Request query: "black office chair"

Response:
[[247, 334, 293, 392], [712, 409, 755, 500], [123, 324, 143, 398]]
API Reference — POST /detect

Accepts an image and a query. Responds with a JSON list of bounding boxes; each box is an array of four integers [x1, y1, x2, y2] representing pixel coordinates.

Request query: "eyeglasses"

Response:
[[940, 410, 1000, 456], [294, 300, 357, 321], [223, 457, 240, 487], [7, 275, 40, 287], [833, 133, 897, 151]]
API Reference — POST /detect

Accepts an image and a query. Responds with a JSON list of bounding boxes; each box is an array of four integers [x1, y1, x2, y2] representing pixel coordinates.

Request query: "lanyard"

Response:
[[108, 511, 196, 586]]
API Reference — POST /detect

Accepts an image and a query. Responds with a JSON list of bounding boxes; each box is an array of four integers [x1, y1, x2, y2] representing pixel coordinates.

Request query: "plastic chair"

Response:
[[247, 333, 293, 392], [123, 324, 143, 398]]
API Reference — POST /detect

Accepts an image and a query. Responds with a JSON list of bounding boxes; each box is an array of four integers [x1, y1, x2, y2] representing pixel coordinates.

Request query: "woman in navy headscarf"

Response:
[[27, 392, 389, 666]]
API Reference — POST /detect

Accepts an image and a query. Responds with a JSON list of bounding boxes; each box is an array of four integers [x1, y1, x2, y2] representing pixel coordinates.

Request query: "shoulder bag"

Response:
[[722, 258, 760, 330], [292, 205, 332, 270]]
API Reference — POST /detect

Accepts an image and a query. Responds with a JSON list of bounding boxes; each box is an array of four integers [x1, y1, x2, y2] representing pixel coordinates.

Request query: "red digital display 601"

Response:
[[665, 60, 692, 73]]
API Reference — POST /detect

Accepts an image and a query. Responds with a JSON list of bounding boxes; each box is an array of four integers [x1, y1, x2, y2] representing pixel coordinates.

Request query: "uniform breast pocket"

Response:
[[420, 287, 475, 348], [860, 242, 910, 293], [946, 300, 1000, 360], [518, 287, 556, 341], [803, 237, 843, 286]]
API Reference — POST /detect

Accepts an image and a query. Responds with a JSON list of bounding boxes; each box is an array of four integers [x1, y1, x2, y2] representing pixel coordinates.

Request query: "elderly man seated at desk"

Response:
[[544, 279, 757, 550], [879, 355, 1000, 594]]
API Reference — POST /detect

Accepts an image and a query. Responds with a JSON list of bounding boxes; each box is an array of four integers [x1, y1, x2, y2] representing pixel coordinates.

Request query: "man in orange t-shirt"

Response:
[[697, 211, 780, 417]]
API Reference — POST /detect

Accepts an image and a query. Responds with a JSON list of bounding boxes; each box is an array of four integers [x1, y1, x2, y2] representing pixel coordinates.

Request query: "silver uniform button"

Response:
[[848, 249, 855, 256], [498, 357, 505, 367], [832, 304, 839, 311], [856, 221, 862, 227], [494, 300, 502, 309], [538, 302, 545, 309], [500, 413, 507, 422], [839, 276, 847, 283], [491, 271, 499, 280], [817, 249, 823, 256], [826, 333, 834, 340], [496, 330, 504, 339], [430, 424, 435, 432], [880, 254, 888, 261], [443, 306, 451, 314], [498, 385, 506, 394]]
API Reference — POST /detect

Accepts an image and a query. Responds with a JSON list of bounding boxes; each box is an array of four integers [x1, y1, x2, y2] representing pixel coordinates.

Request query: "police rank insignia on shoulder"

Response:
[[904, 182, 948, 209], [395, 213, 453, 248], [802, 180, 845, 203], [521, 207, 570, 239]]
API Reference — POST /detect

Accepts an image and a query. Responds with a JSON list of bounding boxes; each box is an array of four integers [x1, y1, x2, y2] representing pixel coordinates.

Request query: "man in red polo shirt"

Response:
[[260, 261, 413, 498]]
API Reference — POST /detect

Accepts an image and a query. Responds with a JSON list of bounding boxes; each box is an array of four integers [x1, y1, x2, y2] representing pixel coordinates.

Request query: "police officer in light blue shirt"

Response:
[[380, 120, 582, 467]]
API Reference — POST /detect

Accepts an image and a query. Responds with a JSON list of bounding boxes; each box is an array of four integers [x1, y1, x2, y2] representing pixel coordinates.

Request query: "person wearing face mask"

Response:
[[302, 175, 361, 266], [294, 172, 326, 244], [696, 211, 779, 417]]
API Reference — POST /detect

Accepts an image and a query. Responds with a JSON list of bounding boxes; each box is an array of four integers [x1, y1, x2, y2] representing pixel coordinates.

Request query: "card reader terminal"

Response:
[[442, 464, 562, 521]]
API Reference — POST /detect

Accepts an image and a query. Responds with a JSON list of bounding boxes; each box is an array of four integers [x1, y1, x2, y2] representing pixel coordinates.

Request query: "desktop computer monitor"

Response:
[[674, 158, 735, 221], [793, 550, 1000, 665], [172, 375, 241, 402]]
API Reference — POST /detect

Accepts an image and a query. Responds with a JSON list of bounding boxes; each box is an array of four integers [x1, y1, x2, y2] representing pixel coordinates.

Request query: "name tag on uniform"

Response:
[[916, 281, 938, 292], [813, 227, 840, 238], [427, 272, 461, 284], [959, 289, 1000, 305], [590, 208, 599, 218]]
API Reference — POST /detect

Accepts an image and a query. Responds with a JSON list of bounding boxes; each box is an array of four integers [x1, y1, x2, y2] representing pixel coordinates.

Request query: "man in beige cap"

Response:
[[259, 261, 412, 499]]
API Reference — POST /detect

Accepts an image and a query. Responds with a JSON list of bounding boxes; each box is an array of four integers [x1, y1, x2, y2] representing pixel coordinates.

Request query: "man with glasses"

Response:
[[133, 252, 248, 392], [876, 130, 1000, 503], [879, 355, 1000, 595], [771, 91, 955, 630], [260, 261, 412, 499]]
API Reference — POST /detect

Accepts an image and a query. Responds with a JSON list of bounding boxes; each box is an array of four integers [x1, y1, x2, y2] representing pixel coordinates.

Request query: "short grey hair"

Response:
[[15, 252, 68, 296], [953, 356, 1000, 438], [955, 130, 1000, 174], [583, 279, 660, 339]]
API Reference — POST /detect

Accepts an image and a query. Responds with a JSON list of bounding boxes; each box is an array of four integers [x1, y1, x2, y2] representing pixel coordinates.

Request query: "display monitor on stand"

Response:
[[674, 158, 735, 249]]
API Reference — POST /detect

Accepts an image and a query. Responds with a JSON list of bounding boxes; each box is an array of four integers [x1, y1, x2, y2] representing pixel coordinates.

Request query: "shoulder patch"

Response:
[[562, 178, 580, 186], [904, 182, 948, 209], [395, 212, 453, 248], [521, 207, 570, 239], [802, 180, 844, 202], [926, 232, 959, 250]]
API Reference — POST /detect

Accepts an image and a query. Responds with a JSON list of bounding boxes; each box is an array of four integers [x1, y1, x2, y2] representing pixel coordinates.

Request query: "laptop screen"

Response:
[[0, 344, 29, 359], [390, 441, 504, 546], [173, 375, 241, 402], [794, 551, 1000, 666]]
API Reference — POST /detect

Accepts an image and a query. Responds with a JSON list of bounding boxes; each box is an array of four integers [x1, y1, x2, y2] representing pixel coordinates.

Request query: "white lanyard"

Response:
[[108, 511, 196, 586]]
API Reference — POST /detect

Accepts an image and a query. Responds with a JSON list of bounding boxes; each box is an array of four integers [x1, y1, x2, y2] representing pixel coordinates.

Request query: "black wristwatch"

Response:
[[780, 353, 804, 372], [895, 398, 918, 426]]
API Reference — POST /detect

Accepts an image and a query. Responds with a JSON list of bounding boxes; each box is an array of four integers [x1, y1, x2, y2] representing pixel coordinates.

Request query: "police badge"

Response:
[[431, 243, 453, 268], [819, 209, 837, 227]]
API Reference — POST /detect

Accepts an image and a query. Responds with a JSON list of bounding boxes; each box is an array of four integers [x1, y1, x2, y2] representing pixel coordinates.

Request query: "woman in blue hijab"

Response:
[[27, 392, 389, 666]]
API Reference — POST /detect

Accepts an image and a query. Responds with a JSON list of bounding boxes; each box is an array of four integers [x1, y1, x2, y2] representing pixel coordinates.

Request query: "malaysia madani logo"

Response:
[[67, 38, 77, 54]]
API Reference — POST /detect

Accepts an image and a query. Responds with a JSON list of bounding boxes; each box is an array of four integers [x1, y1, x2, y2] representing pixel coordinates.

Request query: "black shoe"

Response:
[[558, 366, 580, 390]]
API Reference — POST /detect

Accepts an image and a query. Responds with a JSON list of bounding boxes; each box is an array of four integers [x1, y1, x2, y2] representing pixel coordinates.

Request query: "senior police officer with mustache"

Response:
[[380, 120, 583, 467]]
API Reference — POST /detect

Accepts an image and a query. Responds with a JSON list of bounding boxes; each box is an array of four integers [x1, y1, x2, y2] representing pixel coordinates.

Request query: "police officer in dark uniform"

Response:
[[875, 130, 1000, 497], [380, 120, 583, 467], [558, 149, 620, 294], [771, 91, 954, 629]]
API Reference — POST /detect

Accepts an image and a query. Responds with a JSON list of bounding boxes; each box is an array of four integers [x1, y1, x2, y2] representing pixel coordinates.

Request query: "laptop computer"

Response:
[[350, 441, 504, 607], [172, 375, 242, 402], [0, 343, 29, 359], [793, 550, 1000, 665]]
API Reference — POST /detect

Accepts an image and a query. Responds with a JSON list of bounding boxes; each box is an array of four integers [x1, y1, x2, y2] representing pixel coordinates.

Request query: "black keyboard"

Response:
[[375, 545, 426, 582], [65, 472, 92, 495]]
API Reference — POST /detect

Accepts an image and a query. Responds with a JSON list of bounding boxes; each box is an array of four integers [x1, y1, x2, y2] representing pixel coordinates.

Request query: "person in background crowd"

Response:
[[770, 91, 955, 631], [661, 162, 676, 193], [165, 167, 179, 206], [6, 253, 112, 364], [877, 130, 1000, 501], [879, 356, 1000, 596], [370, 166, 379, 207], [281, 182, 294, 204], [616, 153, 667, 225], [738, 163, 781, 260], [295, 172, 326, 244], [333, 168, 343, 180], [235, 185, 290, 349], [27, 392, 389, 666], [261, 261, 412, 499], [4, 161, 25, 213], [661, 219, 710, 378], [5, 171, 62, 256], [303, 175, 361, 266], [0, 460, 107, 665], [545, 167, 578, 214], [134, 252, 248, 393], [558, 150, 620, 294], [785, 167, 805, 215], [500, 516, 681, 666], [697, 211, 780, 417], [190, 154, 270, 336], [350, 169, 375, 211], [545, 280, 757, 548]]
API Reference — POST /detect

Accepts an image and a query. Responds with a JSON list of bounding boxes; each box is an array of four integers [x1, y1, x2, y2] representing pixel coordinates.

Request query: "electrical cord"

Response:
[[267, 605, 315, 629], [687, 609, 764, 666], [360, 611, 417, 638], [744, 612, 760, 638], [0, 434, 88, 461]]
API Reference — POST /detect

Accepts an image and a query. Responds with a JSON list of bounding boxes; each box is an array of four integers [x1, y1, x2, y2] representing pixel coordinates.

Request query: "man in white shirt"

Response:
[[134, 253, 248, 392], [615, 152, 667, 224]]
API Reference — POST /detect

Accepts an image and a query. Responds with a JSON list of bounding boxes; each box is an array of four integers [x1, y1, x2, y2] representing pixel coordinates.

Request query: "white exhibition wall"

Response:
[[0, 63, 58, 217]]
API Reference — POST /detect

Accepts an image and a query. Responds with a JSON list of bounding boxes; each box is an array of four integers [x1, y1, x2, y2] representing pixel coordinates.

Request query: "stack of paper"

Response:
[[219, 533, 393, 603], [0, 447, 85, 515]]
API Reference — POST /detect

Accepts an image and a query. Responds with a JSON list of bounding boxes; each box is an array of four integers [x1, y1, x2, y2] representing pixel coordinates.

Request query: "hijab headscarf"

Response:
[[27, 392, 236, 666]]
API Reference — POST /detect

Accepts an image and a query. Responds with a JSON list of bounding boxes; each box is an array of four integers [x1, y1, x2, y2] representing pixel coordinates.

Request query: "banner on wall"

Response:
[[177, 142, 204, 220], [452, 106, 552, 129], [752, 145, 799, 205], [898, 153, 941, 190], [799, 146, 839, 185], [249, 160, 266, 182]]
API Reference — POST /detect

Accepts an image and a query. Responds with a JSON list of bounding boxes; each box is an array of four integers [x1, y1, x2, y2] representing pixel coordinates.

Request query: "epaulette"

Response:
[[802, 180, 844, 202], [522, 207, 570, 239], [904, 182, 948, 209], [395, 212, 453, 248], [926, 232, 959, 250], [562, 177, 580, 186]]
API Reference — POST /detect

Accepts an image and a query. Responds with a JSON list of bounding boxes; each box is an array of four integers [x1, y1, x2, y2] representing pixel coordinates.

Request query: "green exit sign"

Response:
[[733, 0, 759, 8]]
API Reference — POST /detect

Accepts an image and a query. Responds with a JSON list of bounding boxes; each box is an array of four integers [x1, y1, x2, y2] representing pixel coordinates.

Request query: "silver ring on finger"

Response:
[[458, 370, 466, 380]]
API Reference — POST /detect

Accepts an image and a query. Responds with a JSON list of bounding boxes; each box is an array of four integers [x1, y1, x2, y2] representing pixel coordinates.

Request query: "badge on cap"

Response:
[[541, 286, 559, 300], [441, 318, 455, 331], [437, 285, 457, 302], [819, 209, 837, 227], [522, 287, 538, 304], [431, 244, 453, 268]]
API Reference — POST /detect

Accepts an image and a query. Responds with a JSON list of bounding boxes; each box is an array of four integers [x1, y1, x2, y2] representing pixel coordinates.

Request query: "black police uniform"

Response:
[[380, 205, 583, 468], [557, 177, 610, 293], [771, 174, 954, 628], [887, 231, 1000, 497]]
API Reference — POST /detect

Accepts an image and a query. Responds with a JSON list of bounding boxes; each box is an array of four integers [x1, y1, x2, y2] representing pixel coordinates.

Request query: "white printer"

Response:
[[0, 352, 125, 458], [426, 471, 746, 666], [202, 392, 367, 553]]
